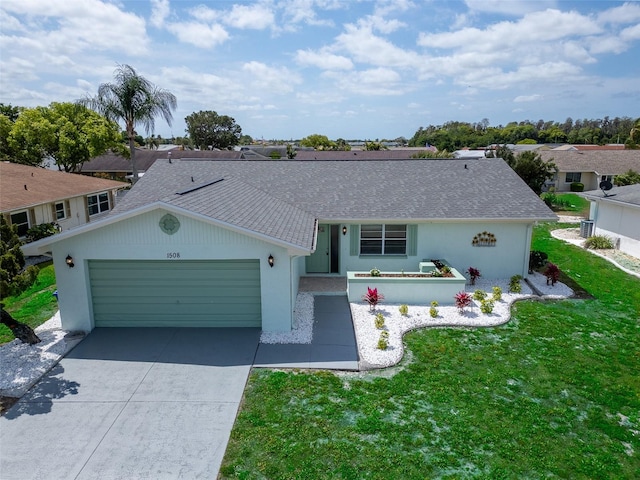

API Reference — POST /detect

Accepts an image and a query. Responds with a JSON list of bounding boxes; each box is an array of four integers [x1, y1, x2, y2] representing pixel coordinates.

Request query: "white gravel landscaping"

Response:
[[0, 312, 74, 397], [351, 273, 574, 368]]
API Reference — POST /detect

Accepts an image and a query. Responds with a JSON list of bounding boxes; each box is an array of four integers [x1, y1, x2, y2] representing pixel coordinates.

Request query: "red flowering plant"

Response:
[[543, 262, 560, 286], [362, 287, 384, 311], [466, 267, 481, 285], [454, 291, 473, 314]]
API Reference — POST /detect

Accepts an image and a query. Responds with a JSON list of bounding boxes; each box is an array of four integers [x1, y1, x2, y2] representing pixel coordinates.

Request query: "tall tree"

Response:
[[8, 103, 120, 171], [80, 64, 177, 182], [512, 151, 556, 195], [184, 110, 242, 150], [300, 134, 336, 150]]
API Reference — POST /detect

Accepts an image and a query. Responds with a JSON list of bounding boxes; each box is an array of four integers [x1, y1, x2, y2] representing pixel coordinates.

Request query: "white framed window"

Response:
[[360, 224, 407, 255], [565, 172, 582, 183], [601, 175, 613, 183], [87, 192, 110, 216], [10, 211, 30, 237], [54, 202, 67, 220]]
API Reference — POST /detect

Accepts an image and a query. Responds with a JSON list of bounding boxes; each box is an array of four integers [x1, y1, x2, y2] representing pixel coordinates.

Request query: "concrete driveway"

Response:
[[0, 327, 260, 480]]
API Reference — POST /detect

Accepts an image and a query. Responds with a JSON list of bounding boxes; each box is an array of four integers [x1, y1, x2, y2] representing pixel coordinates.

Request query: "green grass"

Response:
[[220, 224, 640, 479], [1, 262, 58, 344], [552, 193, 590, 217]]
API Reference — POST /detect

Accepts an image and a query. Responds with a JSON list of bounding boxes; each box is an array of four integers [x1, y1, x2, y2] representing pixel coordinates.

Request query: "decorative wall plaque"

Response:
[[472, 231, 496, 247]]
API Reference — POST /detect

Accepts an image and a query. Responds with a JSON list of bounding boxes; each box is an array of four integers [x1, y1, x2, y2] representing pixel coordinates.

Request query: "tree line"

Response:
[[409, 117, 640, 152]]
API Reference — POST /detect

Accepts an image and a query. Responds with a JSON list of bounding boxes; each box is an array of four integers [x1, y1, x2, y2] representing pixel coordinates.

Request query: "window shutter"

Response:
[[407, 224, 417, 256], [350, 225, 360, 256]]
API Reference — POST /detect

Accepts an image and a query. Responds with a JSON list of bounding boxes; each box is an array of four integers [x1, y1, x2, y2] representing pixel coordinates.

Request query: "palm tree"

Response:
[[80, 64, 177, 182]]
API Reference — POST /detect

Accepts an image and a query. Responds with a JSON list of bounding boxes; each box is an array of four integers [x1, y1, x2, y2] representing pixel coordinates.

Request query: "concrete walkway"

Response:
[[0, 295, 358, 479], [255, 295, 359, 371]]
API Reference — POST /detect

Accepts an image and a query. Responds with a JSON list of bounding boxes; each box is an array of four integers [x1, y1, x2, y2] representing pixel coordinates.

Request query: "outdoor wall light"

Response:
[[342, 226, 348, 236], [268, 254, 274, 268], [65, 255, 75, 268]]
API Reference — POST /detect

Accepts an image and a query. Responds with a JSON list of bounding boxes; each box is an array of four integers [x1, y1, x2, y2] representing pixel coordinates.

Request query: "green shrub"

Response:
[[570, 182, 584, 192], [480, 299, 494, 314], [529, 250, 548, 272], [370, 267, 381, 277], [429, 300, 438, 318], [374, 312, 385, 329], [377, 331, 389, 350], [25, 222, 58, 242], [509, 275, 523, 293], [473, 289, 487, 301], [492, 286, 502, 302], [584, 235, 614, 250], [399, 304, 408, 316]]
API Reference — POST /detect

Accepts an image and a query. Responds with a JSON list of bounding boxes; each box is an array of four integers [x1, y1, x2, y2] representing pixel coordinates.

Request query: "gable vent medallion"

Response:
[[159, 214, 180, 235]]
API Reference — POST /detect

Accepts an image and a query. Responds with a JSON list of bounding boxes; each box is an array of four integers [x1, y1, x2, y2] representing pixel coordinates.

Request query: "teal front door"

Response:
[[306, 224, 330, 273]]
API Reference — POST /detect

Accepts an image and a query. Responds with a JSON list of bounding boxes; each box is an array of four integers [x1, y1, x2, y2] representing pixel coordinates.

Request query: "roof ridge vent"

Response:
[[176, 178, 224, 195]]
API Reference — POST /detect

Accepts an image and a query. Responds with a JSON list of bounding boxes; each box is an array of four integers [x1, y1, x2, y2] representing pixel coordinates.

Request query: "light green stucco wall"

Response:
[[338, 221, 532, 279], [49, 209, 294, 333]]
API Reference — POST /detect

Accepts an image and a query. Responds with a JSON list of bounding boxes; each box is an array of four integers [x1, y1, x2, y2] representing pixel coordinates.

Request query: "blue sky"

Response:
[[1, 0, 639, 141]]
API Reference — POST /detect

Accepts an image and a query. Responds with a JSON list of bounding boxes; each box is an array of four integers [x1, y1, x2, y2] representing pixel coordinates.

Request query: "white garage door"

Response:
[[89, 260, 261, 327]]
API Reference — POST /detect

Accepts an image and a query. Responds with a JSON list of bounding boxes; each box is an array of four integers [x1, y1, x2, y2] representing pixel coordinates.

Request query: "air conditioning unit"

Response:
[[580, 220, 594, 238]]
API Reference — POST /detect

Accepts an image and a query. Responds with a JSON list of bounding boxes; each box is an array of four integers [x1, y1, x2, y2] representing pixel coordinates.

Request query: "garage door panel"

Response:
[[90, 260, 261, 327]]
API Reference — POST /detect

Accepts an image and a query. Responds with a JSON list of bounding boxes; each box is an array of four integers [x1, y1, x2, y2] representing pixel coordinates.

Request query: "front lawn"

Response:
[[220, 224, 640, 479], [1, 262, 58, 345]]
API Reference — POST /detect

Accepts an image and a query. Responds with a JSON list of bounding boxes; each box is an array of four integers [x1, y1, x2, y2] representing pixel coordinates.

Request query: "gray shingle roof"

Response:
[[114, 158, 555, 226], [539, 150, 640, 174], [581, 183, 640, 207]]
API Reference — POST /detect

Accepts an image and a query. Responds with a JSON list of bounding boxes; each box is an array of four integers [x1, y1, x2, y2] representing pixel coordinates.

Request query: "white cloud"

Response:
[[2, 0, 149, 55], [278, 0, 336, 30], [295, 49, 353, 70], [336, 22, 422, 68], [597, 2, 640, 25], [150, 0, 170, 28], [187, 5, 219, 23], [324, 67, 404, 95], [242, 61, 302, 94], [226, 3, 275, 30], [166, 22, 229, 48], [465, 0, 558, 16], [514, 94, 542, 103]]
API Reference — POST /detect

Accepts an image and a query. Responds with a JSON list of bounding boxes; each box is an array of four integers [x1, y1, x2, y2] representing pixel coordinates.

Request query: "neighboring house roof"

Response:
[[293, 150, 421, 161], [80, 148, 245, 174], [538, 150, 640, 174], [113, 158, 556, 222], [0, 162, 125, 212], [581, 183, 640, 207]]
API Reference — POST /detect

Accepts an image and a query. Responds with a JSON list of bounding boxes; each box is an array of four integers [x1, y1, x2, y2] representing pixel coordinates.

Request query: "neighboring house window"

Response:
[[565, 172, 582, 183], [87, 192, 110, 216], [54, 201, 67, 220], [10, 211, 30, 237], [360, 224, 407, 255], [601, 175, 613, 183]]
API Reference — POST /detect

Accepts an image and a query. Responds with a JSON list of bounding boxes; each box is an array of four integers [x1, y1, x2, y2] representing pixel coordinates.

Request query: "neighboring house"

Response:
[[0, 162, 125, 237], [81, 148, 246, 179], [23, 158, 556, 334], [538, 150, 640, 192], [580, 184, 640, 258]]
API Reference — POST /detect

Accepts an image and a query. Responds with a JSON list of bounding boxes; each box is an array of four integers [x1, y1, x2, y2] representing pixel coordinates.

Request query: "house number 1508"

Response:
[[167, 252, 180, 259]]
